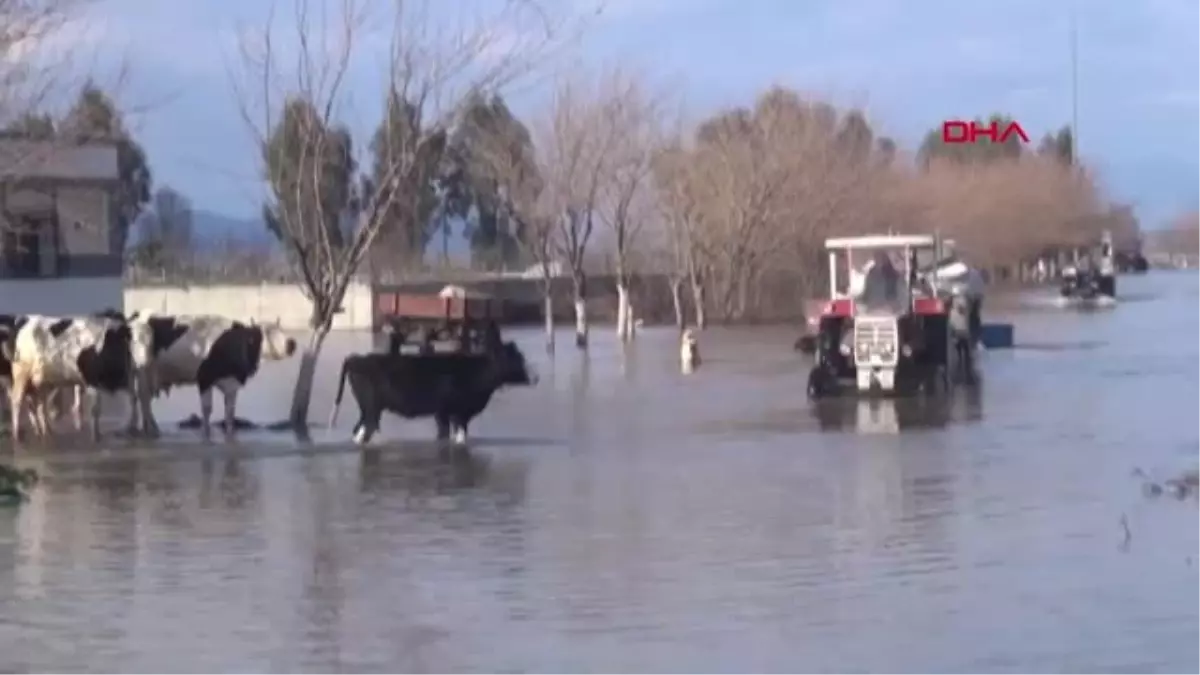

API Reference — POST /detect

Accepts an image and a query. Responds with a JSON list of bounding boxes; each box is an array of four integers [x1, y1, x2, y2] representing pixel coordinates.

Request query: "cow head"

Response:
[[0, 326, 14, 363], [94, 307, 126, 322], [96, 320, 134, 370], [258, 320, 297, 360], [492, 340, 537, 386], [126, 317, 156, 369]]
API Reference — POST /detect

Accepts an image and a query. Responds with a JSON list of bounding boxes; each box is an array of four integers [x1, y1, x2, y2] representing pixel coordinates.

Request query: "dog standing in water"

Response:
[[680, 328, 701, 374]]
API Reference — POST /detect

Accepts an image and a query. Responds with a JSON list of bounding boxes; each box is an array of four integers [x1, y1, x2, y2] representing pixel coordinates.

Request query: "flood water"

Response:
[[0, 273, 1196, 673]]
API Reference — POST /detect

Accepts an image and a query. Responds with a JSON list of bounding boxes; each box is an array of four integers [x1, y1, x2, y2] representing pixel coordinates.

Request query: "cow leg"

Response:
[[72, 385, 85, 432], [28, 387, 49, 439], [352, 408, 381, 446], [123, 387, 140, 436], [435, 413, 451, 440], [138, 370, 160, 437], [352, 419, 378, 445], [87, 387, 103, 441], [217, 378, 240, 438], [34, 391, 51, 438], [198, 387, 214, 439], [124, 374, 142, 436], [451, 418, 469, 445], [8, 376, 24, 442]]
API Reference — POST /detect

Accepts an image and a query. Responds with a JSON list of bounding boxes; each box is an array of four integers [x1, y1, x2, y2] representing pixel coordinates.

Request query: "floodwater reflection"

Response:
[[810, 387, 984, 434], [0, 273, 1195, 672]]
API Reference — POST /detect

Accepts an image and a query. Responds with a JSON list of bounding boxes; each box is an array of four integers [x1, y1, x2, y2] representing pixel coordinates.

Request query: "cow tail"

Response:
[[328, 356, 351, 428]]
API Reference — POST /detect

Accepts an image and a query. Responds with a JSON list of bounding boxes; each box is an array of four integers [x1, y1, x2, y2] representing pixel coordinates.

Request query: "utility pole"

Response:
[[1070, 0, 1079, 166]]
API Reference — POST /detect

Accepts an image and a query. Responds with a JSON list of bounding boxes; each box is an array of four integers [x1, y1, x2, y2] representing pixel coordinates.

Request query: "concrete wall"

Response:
[[124, 282, 374, 330], [0, 276, 123, 316]]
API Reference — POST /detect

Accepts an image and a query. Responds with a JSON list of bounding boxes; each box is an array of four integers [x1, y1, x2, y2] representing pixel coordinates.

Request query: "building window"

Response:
[[1, 213, 57, 278]]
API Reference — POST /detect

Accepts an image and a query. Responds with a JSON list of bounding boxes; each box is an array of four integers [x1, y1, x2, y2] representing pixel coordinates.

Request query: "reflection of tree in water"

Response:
[[5, 456, 49, 597], [198, 456, 263, 512], [293, 457, 349, 671], [76, 458, 151, 601]]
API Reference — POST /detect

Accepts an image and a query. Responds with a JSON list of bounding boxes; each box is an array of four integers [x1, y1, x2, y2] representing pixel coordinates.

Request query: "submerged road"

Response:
[[0, 272, 1195, 672]]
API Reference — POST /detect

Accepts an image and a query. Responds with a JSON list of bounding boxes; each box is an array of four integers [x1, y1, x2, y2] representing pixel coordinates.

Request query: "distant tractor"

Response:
[[806, 234, 971, 398], [1060, 230, 1118, 306]]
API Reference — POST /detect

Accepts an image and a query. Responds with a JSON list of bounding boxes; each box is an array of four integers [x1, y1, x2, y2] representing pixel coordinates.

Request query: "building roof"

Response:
[[824, 234, 938, 250], [0, 140, 119, 182]]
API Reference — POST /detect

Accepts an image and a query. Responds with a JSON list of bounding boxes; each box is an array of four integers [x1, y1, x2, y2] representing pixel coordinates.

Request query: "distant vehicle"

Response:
[[1114, 250, 1149, 274], [1060, 230, 1117, 307], [806, 234, 977, 398]]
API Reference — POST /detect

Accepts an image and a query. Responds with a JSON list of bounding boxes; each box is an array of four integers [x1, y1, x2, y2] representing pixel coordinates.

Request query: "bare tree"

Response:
[[461, 95, 558, 352], [911, 154, 1103, 276], [536, 73, 625, 349], [232, 0, 582, 431], [651, 139, 702, 328], [594, 69, 660, 340], [0, 0, 87, 123], [0, 0, 115, 236], [130, 184, 193, 270], [525, 212, 559, 352]]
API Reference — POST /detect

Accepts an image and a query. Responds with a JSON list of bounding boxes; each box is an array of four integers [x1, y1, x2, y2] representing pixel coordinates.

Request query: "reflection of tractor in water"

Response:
[[810, 385, 983, 434], [806, 234, 980, 398]]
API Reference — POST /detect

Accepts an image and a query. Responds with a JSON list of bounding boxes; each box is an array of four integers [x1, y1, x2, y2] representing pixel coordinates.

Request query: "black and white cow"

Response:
[[127, 313, 297, 437], [0, 314, 28, 386], [328, 331, 536, 446], [7, 314, 139, 440]]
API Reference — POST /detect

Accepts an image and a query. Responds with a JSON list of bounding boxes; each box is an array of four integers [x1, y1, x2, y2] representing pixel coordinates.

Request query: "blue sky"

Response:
[[59, 0, 1198, 227]]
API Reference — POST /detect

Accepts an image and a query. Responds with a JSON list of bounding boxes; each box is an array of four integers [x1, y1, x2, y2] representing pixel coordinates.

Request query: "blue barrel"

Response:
[[980, 323, 1014, 349]]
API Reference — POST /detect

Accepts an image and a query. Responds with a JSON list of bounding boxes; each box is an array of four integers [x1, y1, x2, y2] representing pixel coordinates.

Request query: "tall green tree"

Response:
[[2, 112, 55, 140], [365, 90, 447, 269], [60, 82, 152, 252], [917, 113, 1025, 167], [834, 109, 874, 164], [130, 185, 194, 270], [1037, 125, 1074, 166], [445, 92, 537, 270], [263, 98, 358, 319]]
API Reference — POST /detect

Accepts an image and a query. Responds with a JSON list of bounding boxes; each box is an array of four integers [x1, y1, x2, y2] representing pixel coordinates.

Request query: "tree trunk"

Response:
[[572, 272, 588, 349], [616, 282, 633, 341], [670, 277, 685, 328], [289, 326, 329, 439], [543, 288, 555, 354], [690, 277, 707, 329]]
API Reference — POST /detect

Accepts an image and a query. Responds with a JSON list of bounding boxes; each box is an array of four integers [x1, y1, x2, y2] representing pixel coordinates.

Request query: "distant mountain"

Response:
[[190, 209, 276, 250], [147, 208, 476, 262]]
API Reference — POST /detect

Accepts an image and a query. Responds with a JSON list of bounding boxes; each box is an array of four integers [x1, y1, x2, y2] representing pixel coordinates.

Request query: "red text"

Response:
[[942, 120, 1030, 144]]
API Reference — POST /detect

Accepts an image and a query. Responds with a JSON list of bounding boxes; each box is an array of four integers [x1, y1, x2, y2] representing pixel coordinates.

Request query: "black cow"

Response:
[[328, 339, 536, 446]]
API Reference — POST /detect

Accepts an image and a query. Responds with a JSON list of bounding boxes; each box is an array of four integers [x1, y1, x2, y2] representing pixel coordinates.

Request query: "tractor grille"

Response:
[[853, 317, 899, 365]]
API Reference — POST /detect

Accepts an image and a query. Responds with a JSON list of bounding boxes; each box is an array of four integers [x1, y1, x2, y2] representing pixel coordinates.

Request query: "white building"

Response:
[[0, 140, 123, 315]]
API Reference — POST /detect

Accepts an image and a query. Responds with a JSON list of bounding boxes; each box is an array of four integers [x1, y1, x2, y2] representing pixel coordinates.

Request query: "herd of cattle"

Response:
[[0, 309, 537, 446]]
